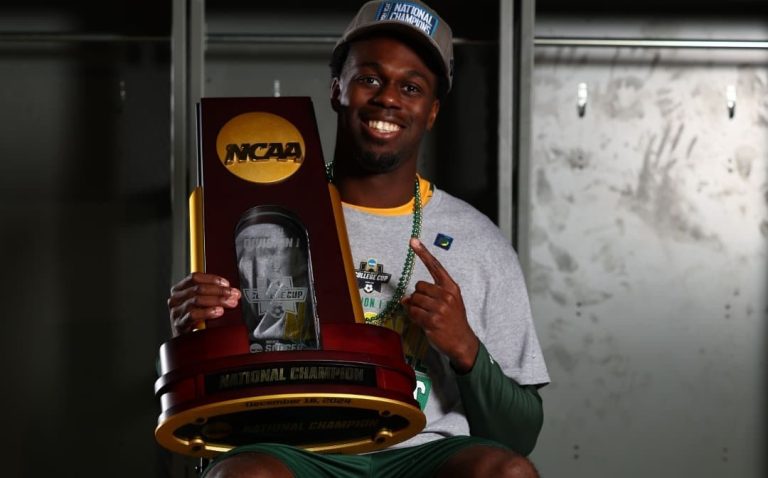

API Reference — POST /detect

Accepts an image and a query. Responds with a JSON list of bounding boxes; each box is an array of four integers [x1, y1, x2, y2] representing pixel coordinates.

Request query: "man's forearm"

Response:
[[455, 342, 544, 456]]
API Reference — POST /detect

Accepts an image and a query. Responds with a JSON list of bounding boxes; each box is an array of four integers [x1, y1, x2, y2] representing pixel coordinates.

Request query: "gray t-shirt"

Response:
[[342, 186, 549, 446]]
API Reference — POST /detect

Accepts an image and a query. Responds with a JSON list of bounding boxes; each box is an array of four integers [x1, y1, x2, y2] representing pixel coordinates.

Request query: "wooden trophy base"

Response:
[[155, 323, 425, 458]]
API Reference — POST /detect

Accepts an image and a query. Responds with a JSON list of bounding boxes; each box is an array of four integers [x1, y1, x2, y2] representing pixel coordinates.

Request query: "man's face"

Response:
[[331, 35, 440, 174]]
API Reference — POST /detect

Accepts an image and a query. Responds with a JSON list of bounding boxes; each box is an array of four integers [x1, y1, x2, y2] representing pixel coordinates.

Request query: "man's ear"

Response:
[[426, 99, 440, 131], [330, 78, 341, 112]]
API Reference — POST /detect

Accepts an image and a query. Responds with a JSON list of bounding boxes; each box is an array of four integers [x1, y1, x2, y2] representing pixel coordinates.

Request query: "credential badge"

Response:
[[355, 258, 392, 294]]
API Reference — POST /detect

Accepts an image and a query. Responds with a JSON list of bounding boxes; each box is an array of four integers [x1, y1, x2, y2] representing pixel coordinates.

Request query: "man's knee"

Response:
[[437, 445, 539, 478], [492, 450, 539, 478], [204, 452, 293, 478]]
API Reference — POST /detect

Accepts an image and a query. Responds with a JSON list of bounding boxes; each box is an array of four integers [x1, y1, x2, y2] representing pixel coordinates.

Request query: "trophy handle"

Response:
[[328, 183, 365, 324], [189, 186, 207, 331]]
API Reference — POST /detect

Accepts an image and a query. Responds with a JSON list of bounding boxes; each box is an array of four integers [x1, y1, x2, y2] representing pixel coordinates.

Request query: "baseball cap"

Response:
[[333, 0, 454, 92]]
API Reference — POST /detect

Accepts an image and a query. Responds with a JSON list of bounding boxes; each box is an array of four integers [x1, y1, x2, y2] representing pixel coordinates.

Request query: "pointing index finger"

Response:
[[410, 237, 455, 287]]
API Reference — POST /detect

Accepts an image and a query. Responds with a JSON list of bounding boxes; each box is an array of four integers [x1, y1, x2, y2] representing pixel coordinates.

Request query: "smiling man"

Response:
[[168, 1, 549, 476]]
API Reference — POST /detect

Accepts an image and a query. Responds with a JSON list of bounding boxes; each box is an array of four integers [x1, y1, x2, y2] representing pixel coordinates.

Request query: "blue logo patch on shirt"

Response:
[[374, 1, 439, 37], [434, 233, 453, 250]]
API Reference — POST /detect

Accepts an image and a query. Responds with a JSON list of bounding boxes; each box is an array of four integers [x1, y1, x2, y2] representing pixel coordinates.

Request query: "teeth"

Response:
[[368, 120, 400, 133]]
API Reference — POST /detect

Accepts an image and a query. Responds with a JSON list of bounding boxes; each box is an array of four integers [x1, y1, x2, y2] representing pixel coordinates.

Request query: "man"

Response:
[[167, 1, 549, 476]]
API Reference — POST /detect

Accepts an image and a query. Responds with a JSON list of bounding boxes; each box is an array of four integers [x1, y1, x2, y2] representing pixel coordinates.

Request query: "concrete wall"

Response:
[[528, 14, 767, 477]]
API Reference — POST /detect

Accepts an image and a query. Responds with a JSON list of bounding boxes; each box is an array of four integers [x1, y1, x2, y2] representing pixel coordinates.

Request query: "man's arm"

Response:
[[454, 342, 544, 456], [403, 237, 546, 455]]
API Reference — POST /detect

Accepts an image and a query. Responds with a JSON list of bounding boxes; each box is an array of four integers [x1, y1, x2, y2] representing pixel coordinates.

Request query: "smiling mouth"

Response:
[[367, 120, 401, 133]]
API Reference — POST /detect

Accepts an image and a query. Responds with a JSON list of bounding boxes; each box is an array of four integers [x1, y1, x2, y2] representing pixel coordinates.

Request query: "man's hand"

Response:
[[401, 238, 480, 373], [167, 272, 241, 336]]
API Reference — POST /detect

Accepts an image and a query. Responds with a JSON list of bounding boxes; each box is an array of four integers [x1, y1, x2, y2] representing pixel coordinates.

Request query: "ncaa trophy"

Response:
[[154, 97, 425, 458]]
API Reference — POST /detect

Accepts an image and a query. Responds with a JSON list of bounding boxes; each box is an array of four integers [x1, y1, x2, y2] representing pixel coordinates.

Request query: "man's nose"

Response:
[[372, 82, 401, 108]]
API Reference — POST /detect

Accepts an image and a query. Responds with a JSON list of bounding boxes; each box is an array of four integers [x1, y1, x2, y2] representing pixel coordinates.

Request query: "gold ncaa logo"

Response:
[[216, 112, 305, 184]]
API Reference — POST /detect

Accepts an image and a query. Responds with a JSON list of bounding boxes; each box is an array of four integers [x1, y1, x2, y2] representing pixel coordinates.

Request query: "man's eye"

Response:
[[403, 84, 422, 95], [357, 76, 380, 86]]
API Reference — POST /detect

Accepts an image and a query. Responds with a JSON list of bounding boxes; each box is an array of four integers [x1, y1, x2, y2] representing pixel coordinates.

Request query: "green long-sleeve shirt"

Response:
[[455, 342, 544, 456]]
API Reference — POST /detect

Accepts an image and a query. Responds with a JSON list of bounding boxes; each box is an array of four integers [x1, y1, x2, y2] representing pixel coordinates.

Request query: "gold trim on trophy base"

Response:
[[155, 392, 425, 458]]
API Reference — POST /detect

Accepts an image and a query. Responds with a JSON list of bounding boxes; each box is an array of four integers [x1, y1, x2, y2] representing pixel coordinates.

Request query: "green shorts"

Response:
[[202, 436, 508, 477]]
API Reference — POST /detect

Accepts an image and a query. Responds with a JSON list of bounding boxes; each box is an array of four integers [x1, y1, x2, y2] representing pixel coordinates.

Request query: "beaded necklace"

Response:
[[326, 162, 422, 326]]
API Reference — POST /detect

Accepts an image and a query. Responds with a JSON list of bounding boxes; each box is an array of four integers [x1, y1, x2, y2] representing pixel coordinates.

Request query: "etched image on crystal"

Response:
[[234, 206, 318, 352]]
